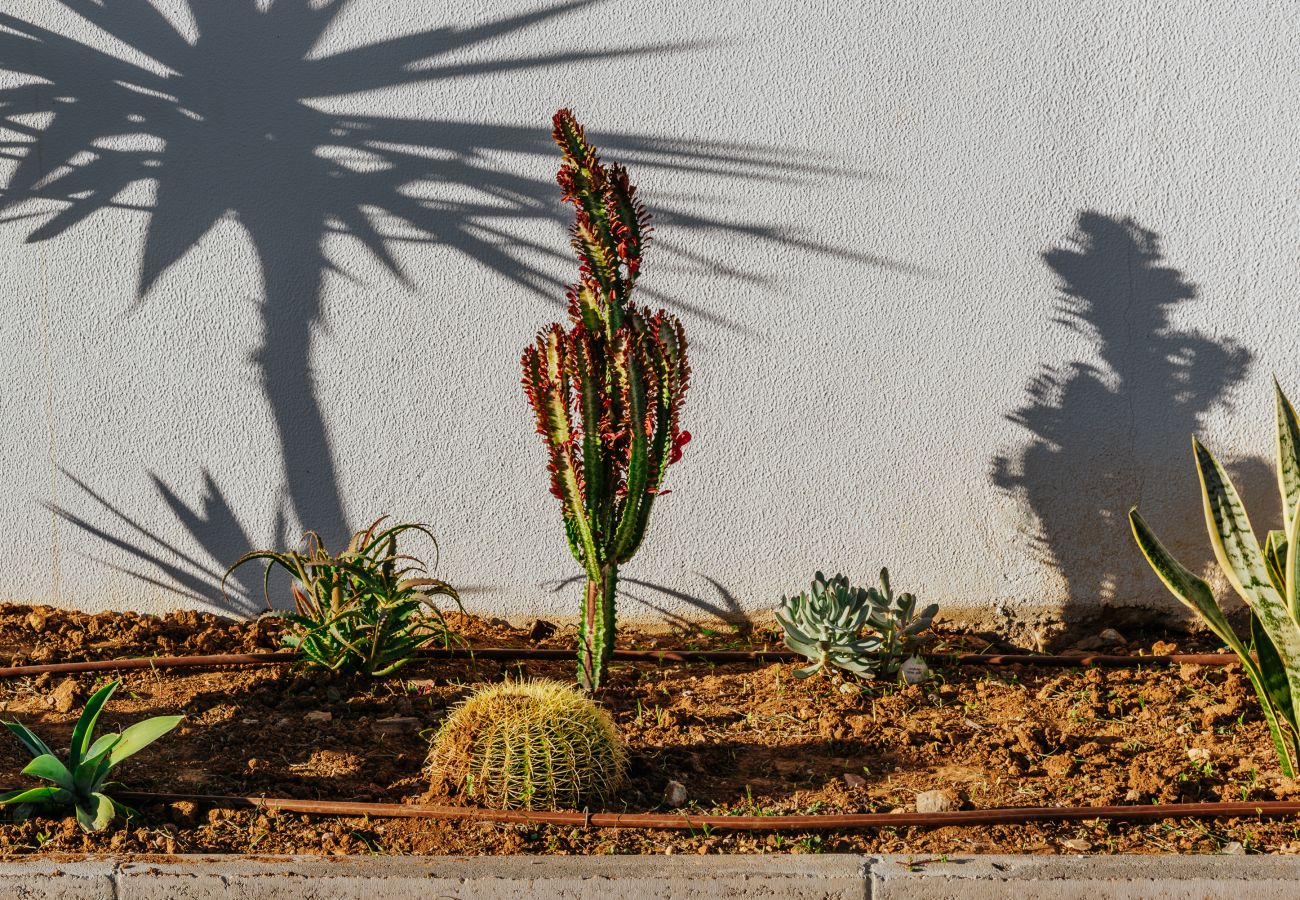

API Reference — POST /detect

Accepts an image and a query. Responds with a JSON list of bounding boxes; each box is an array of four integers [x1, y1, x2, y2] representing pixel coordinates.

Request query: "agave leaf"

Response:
[[69, 680, 118, 770], [105, 715, 183, 766], [75, 792, 116, 832], [1277, 379, 1300, 533], [3, 721, 53, 760], [22, 754, 74, 790], [0, 786, 71, 806]]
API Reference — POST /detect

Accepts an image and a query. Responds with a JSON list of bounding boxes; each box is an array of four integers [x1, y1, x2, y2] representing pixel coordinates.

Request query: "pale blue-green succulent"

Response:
[[777, 570, 937, 679]]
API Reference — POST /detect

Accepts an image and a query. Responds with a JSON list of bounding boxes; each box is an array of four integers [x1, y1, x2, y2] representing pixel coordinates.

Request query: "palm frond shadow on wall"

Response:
[[5, 0, 895, 617]]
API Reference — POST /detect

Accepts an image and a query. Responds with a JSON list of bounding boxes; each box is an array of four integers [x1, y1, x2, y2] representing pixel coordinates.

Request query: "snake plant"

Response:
[[521, 110, 691, 691], [1130, 379, 1300, 775], [0, 680, 182, 831], [777, 570, 937, 679]]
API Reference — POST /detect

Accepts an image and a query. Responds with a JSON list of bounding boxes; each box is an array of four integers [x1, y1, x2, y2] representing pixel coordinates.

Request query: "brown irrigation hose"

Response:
[[112, 791, 1300, 831], [0, 649, 1242, 679]]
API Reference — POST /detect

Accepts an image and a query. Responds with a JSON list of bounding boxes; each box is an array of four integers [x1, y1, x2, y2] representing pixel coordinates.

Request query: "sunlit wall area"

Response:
[[0, 0, 1296, 628]]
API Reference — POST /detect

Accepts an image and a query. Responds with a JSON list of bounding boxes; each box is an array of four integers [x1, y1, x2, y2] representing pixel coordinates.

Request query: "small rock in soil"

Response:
[[1219, 841, 1245, 855], [1187, 747, 1211, 762], [842, 773, 866, 790], [373, 716, 421, 735], [304, 710, 332, 723], [914, 789, 958, 813], [169, 801, 198, 828], [527, 619, 557, 642], [663, 780, 689, 807], [325, 686, 342, 703], [26, 611, 47, 633], [48, 678, 83, 713], [1060, 838, 1091, 852], [1096, 628, 1126, 646]]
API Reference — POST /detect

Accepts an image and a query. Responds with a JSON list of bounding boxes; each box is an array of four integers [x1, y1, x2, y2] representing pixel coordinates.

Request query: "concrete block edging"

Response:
[[0, 852, 1293, 899]]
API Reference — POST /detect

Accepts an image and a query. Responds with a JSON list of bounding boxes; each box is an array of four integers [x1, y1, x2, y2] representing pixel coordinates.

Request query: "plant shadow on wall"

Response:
[[991, 211, 1269, 631], [0, 1, 897, 615]]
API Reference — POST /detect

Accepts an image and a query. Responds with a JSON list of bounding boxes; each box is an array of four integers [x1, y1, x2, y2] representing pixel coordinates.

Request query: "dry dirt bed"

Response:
[[0, 605, 1295, 856]]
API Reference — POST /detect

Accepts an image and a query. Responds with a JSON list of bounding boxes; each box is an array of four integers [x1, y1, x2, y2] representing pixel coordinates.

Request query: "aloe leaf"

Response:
[[105, 715, 183, 766], [22, 754, 73, 790], [69, 680, 118, 770], [1277, 378, 1300, 531]]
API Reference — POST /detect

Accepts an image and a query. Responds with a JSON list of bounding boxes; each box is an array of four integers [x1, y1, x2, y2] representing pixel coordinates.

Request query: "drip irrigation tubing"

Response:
[[111, 791, 1300, 831], [0, 649, 1242, 679]]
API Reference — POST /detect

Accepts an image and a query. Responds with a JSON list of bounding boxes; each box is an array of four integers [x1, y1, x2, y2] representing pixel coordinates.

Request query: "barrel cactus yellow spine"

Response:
[[427, 680, 626, 810], [521, 110, 691, 691]]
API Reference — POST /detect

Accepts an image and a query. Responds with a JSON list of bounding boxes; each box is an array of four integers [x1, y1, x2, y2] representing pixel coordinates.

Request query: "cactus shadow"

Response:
[[991, 211, 1268, 635], [5, 0, 902, 616], [544, 573, 755, 634]]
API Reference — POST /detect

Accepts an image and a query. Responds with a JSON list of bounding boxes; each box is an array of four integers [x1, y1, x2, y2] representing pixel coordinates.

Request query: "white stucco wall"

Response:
[[1, 0, 1297, 628]]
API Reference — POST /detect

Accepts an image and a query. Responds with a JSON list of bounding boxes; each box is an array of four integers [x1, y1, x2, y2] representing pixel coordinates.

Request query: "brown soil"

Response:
[[0, 604, 1293, 857]]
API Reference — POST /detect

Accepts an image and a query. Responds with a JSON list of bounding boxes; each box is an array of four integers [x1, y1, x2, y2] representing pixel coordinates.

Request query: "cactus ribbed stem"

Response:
[[521, 110, 691, 692], [579, 565, 618, 692]]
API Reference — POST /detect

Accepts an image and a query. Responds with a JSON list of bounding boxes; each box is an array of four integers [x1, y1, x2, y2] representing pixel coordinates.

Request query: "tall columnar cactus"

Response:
[[521, 110, 691, 691]]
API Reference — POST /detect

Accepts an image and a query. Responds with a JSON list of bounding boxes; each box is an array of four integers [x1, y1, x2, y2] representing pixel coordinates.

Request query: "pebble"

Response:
[[842, 773, 866, 790], [527, 619, 557, 642], [663, 780, 689, 807], [1219, 841, 1245, 855], [838, 682, 860, 695], [1187, 747, 1211, 763], [1060, 838, 1091, 852], [372, 716, 421, 735], [914, 790, 958, 813], [1096, 628, 1126, 645], [304, 710, 332, 723], [49, 678, 82, 714], [169, 800, 198, 828], [26, 612, 47, 633]]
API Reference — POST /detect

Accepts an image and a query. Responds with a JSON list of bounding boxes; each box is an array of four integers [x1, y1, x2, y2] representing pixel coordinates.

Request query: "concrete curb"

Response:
[[0, 853, 1289, 898]]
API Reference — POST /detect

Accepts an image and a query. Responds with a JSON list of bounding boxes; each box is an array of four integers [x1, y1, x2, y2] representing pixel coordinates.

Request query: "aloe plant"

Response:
[[0, 680, 182, 831], [521, 110, 691, 691], [1130, 379, 1300, 775], [224, 517, 462, 676]]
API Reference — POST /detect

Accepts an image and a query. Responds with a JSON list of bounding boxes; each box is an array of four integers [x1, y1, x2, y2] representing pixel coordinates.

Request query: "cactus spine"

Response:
[[521, 110, 691, 691]]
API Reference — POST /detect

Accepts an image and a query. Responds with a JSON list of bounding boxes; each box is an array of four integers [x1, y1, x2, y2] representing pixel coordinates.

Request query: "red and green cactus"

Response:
[[521, 110, 691, 691]]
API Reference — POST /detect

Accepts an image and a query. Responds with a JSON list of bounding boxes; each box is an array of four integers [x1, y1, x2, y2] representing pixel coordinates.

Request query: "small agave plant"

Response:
[[0, 680, 182, 831], [776, 570, 937, 679]]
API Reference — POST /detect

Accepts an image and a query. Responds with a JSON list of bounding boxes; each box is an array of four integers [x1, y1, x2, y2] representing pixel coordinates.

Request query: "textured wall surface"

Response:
[[1, 0, 1297, 629]]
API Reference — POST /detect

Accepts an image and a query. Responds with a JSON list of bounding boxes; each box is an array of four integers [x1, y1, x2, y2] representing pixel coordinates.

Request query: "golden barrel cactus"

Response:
[[427, 679, 625, 810]]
